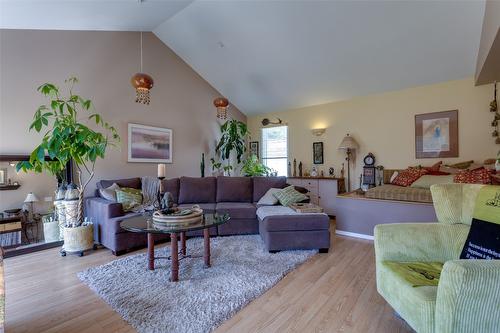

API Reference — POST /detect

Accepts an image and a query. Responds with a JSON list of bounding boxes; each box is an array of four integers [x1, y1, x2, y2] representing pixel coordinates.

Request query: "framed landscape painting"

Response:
[[128, 123, 172, 163], [415, 110, 458, 159]]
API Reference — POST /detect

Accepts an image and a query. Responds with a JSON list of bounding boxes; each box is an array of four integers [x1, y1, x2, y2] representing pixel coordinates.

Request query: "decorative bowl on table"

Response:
[[152, 207, 204, 228]]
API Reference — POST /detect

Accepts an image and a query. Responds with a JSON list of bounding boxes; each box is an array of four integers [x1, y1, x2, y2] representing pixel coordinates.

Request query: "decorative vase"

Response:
[[200, 153, 205, 178], [42, 215, 61, 243], [63, 183, 80, 227]]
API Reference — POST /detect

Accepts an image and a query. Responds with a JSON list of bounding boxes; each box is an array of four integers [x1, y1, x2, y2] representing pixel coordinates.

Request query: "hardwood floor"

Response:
[[5, 224, 413, 333]]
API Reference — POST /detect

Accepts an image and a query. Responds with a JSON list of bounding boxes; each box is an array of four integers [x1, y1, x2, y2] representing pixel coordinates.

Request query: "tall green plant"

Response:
[[16, 77, 120, 226], [215, 119, 248, 173]]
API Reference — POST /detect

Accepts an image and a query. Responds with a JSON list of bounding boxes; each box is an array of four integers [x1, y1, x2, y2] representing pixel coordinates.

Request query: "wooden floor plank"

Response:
[[5, 222, 412, 333]]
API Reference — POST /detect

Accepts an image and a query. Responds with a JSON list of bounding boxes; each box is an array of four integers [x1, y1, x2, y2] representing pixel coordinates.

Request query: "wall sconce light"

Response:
[[311, 128, 326, 136], [9, 162, 16, 167]]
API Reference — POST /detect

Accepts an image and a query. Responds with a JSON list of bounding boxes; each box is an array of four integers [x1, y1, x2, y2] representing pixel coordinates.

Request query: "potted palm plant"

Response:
[[17, 77, 120, 256]]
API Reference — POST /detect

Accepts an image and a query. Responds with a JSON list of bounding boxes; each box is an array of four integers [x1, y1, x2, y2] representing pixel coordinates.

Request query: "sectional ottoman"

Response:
[[86, 176, 331, 255]]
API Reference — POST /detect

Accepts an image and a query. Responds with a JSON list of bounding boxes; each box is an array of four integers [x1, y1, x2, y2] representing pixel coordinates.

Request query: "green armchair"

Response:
[[374, 184, 500, 333]]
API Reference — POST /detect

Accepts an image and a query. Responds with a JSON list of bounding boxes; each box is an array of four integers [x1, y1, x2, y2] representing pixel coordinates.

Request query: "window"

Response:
[[261, 126, 288, 176]]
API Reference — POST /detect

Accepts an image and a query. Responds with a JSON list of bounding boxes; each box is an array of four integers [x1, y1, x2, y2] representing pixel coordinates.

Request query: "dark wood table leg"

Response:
[[170, 233, 179, 282], [203, 228, 211, 268], [181, 231, 186, 256], [147, 233, 154, 270]]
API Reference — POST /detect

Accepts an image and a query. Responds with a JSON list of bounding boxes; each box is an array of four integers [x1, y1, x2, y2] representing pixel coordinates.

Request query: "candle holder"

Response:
[[157, 176, 165, 206]]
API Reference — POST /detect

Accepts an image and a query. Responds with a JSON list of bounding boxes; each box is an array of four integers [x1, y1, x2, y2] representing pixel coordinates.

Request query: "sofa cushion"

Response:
[[252, 176, 288, 202], [98, 177, 141, 191], [99, 183, 120, 202], [116, 188, 142, 212], [257, 188, 281, 206], [216, 176, 253, 202], [177, 203, 216, 214], [161, 178, 180, 203], [178, 177, 216, 204], [273, 186, 309, 206], [216, 202, 256, 219], [378, 261, 437, 333]]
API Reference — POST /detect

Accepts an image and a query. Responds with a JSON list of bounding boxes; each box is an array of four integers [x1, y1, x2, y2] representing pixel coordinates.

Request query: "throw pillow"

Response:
[[445, 160, 474, 169], [389, 171, 399, 183], [116, 187, 143, 212], [410, 175, 454, 189], [454, 168, 492, 184], [418, 161, 442, 173], [99, 183, 120, 202], [257, 188, 282, 206], [273, 185, 309, 207], [460, 186, 500, 259], [391, 168, 428, 187]]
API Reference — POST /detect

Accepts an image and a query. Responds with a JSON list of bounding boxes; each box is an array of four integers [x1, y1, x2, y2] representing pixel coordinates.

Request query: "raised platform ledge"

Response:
[[335, 230, 374, 241]]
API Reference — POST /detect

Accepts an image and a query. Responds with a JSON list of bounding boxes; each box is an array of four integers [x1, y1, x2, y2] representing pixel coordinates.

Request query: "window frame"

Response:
[[260, 125, 289, 176]]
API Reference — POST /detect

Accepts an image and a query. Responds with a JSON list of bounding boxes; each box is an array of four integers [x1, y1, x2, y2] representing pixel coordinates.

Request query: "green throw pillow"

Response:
[[116, 187, 143, 212], [273, 185, 308, 207]]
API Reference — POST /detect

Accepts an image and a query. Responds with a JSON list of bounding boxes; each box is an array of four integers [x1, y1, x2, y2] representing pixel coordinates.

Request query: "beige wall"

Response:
[[248, 78, 498, 191], [0, 29, 246, 211]]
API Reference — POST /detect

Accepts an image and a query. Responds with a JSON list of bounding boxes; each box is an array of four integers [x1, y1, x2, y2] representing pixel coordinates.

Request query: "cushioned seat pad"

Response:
[[378, 261, 437, 333], [216, 202, 256, 219]]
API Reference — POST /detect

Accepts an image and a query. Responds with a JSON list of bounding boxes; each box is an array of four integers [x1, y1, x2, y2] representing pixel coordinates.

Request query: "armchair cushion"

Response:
[[378, 261, 437, 333], [374, 223, 469, 263], [430, 184, 484, 225]]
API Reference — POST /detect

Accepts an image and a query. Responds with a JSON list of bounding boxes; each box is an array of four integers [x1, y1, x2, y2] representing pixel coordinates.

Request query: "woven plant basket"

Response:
[[62, 223, 94, 253]]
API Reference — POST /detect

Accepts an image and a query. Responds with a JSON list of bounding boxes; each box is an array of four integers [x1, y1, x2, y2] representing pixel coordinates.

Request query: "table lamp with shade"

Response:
[[24, 192, 40, 219], [338, 134, 359, 191]]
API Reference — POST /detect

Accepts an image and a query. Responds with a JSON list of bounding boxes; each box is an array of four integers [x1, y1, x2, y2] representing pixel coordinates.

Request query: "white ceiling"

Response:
[[0, 1, 486, 115], [0, 0, 193, 31]]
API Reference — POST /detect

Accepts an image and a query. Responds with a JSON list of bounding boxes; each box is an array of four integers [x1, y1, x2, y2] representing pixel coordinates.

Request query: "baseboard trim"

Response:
[[335, 230, 374, 240]]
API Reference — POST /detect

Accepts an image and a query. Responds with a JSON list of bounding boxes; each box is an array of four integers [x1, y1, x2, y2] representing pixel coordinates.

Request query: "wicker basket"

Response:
[[62, 223, 94, 254]]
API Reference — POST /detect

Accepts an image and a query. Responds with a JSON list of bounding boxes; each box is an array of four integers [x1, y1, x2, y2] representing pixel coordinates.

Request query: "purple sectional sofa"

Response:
[[85, 176, 330, 255]]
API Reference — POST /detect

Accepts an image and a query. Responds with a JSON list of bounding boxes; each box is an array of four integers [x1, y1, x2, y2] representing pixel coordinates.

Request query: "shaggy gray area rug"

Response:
[[78, 235, 316, 333]]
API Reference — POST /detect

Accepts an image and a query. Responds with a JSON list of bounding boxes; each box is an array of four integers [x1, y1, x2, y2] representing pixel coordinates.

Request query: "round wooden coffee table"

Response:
[[120, 213, 229, 282]]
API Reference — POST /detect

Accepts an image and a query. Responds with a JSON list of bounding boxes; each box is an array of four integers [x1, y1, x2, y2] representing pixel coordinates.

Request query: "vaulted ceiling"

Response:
[[0, 0, 486, 115]]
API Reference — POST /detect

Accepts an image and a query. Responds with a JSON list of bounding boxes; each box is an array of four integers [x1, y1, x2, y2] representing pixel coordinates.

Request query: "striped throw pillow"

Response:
[[273, 186, 308, 207], [116, 187, 143, 212]]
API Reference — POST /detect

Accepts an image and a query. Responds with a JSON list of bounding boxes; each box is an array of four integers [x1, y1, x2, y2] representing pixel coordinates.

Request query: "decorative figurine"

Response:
[[320, 170, 324, 177], [293, 159, 297, 177], [340, 163, 345, 178], [298, 161, 303, 177], [288, 161, 292, 177], [160, 192, 176, 214], [311, 166, 318, 177], [329, 167, 334, 177]]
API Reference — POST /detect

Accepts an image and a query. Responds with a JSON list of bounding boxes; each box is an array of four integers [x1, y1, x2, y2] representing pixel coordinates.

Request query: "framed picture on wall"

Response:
[[415, 110, 458, 159], [249, 141, 259, 158], [128, 123, 173, 163], [313, 142, 324, 164], [0, 168, 6, 185]]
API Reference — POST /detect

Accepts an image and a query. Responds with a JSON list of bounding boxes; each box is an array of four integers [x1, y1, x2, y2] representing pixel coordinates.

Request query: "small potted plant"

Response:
[[17, 77, 120, 256]]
